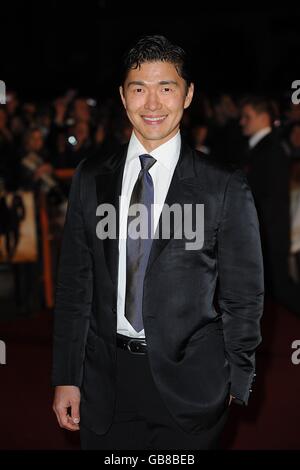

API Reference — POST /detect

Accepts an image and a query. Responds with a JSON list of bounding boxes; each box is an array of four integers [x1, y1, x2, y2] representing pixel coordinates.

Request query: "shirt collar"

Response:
[[249, 127, 272, 149], [126, 130, 181, 171]]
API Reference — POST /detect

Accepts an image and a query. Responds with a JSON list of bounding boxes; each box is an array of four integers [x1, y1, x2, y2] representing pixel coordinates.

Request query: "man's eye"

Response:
[[134, 88, 143, 93], [162, 87, 171, 93]]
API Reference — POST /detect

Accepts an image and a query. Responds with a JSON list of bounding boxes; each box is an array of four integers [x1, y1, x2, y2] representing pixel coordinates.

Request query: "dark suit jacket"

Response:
[[243, 131, 300, 313], [52, 140, 264, 436]]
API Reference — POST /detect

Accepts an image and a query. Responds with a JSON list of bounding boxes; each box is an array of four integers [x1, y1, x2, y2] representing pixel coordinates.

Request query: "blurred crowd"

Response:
[[1, 89, 300, 315]]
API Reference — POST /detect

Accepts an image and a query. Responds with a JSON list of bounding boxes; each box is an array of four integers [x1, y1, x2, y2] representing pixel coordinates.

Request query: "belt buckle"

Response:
[[126, 338, 146, 355]]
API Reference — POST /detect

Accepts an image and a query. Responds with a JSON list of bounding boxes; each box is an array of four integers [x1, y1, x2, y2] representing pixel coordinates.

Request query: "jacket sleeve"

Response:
[[217, 169, 264, 404], [51, 159, 93, 387]]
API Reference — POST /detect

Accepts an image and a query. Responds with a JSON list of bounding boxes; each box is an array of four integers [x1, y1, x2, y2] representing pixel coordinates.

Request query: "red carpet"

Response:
[[0, 300, 299, 449]]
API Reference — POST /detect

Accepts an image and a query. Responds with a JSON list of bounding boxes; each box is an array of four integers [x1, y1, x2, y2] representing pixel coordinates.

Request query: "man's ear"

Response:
[[184, 82, 194, 110], [119, 86, 126, 109]]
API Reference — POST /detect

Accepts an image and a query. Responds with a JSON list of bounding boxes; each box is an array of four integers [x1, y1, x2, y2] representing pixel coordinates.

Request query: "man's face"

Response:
[[73, 99, 90, 123], [28, 130, 44, 152], [119, 61, 194, 151], [240, 104, 269, 137]]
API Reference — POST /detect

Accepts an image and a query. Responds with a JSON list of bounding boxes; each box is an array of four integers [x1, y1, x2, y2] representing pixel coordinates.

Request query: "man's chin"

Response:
[[140, 131, 169, 142], [242, 132, 250, 138]]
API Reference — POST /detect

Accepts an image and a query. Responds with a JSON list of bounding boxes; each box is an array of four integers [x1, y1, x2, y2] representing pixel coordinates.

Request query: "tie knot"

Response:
[[139, 154, 156, 172]]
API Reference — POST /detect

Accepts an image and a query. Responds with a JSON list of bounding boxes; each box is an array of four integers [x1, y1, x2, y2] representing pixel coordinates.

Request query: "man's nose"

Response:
[[144, 91, 162, 111]]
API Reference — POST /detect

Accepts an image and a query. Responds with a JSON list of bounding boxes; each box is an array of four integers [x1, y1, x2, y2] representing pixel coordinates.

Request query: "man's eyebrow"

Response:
[[127, 81, 146, 88], [159, 80, 178, 86], [127, 80, 178, 88]]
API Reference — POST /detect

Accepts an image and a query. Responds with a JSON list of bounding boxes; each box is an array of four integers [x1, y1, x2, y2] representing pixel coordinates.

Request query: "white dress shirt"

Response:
[[249, 127, 272, 149], [117, 130, 181, 338]]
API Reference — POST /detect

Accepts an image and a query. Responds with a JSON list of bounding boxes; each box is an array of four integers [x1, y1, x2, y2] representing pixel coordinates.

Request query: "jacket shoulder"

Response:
[[78, 143, 127, 177], [191, 147, 240, 189]]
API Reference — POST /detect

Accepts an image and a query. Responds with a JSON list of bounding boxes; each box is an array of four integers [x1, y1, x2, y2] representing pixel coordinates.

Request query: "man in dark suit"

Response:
[[240, 97, 300, 314], [52, 36, 264, 450]]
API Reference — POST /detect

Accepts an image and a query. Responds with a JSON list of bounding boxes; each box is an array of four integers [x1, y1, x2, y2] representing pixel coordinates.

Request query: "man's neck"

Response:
[[249, 127, 272, 149], [132, 129, 180, 153]]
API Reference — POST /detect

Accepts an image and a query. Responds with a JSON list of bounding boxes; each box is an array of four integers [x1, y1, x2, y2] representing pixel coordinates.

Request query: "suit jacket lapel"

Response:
[[146, 140, 197, 275], [95, 146, 127, 286]]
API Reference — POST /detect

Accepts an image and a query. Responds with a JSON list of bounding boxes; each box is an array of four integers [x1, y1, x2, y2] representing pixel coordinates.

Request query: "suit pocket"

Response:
[[188, 318, 224, 344], [185, 320, 230, 382], [170, 227, 215, 253]]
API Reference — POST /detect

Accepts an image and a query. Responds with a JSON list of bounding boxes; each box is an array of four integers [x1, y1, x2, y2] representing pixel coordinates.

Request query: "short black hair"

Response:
[[121, 35, 192, 87], [240, 95, 278, 122]]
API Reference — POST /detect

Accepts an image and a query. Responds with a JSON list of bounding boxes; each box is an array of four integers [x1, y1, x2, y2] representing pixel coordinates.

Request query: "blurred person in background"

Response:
[[0, 107, 19, 191], [240, 96, 300, 314], [36, 105, 53, 140], [20, 127, 53, 187], [22, 126, 49, 158], [210, 93, 245, 166], [20, 127, 66, 209], [112, 112, 133, 146], [6, 90, 19, 118], [22, 102, 38, 128], [47, 96, 70, 159], [71, 97, 94, 128], [93, 120, 121, 157], [289, 156, 300, 283], [0, 124, 42, 316], [64, 120, 94, 168], [5, 90, 25, 146], [5, 192, 26, 260], [283, 122, 300, 282], [283, 121, 300, 160], [0, 107, 13, 146], [73, 98, 90, 122], [189, 121, 211, 155], [285, 102, 300, 125], [52, 97, 69, 128], [0, 178, 11, 261]]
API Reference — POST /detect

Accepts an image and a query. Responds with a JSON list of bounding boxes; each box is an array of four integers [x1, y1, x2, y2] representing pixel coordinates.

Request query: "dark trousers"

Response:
[[80, 344, 229, 450]]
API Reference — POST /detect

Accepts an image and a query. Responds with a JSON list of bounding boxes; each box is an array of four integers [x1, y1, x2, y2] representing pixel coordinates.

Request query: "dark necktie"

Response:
[[125, 154, 156, 332]]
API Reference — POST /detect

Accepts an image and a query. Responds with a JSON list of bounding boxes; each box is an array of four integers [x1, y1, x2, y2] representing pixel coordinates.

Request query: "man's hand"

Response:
[[229, 395, 235, 406], [53, 385, 81, 431]]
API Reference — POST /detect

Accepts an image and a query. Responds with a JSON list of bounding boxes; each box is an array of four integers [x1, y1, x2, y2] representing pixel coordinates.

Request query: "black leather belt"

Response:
[[116, 333, 147, 355]]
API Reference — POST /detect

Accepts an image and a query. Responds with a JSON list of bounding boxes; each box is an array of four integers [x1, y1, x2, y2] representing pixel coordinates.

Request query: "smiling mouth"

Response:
[[141, 115, 167, 125]]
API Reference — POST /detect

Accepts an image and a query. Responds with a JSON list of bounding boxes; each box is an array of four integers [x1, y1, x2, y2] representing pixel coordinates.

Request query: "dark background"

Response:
[[2, 2, 300, 100]]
